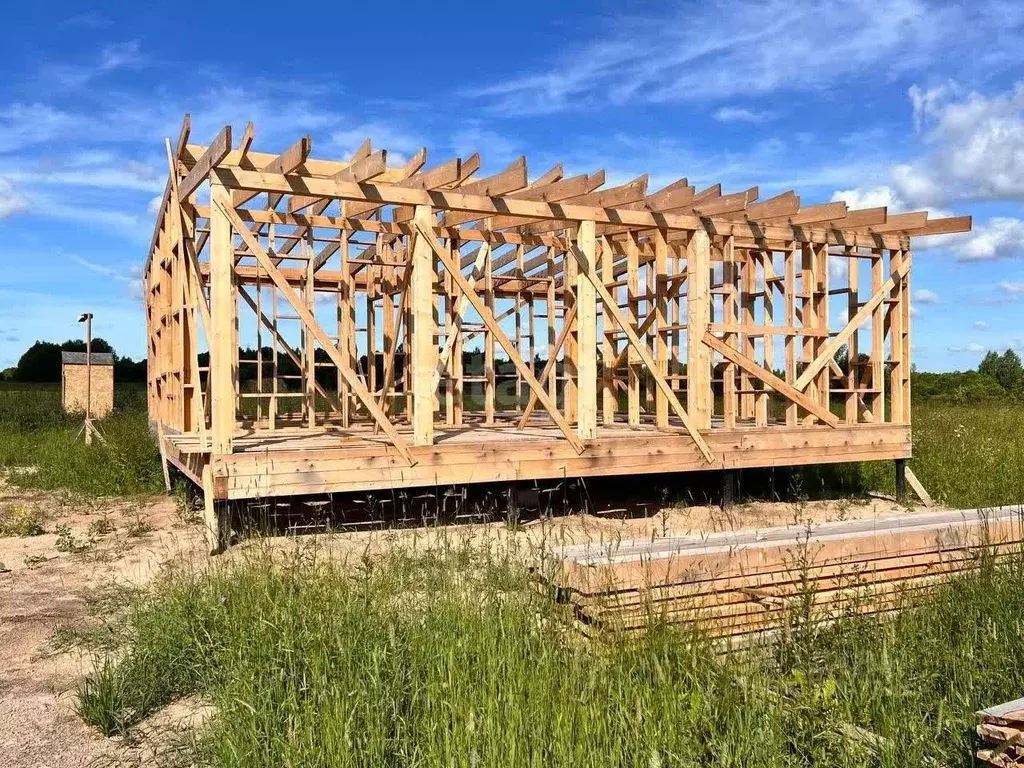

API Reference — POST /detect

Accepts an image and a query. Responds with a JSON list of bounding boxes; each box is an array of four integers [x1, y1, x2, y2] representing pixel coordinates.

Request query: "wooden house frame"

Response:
[[146, 115, 970, 550]]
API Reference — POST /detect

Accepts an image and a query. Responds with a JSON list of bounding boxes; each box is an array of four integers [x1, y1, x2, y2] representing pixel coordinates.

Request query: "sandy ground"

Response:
[[0, 474, 920, 767], [0, 480, 205, 768]]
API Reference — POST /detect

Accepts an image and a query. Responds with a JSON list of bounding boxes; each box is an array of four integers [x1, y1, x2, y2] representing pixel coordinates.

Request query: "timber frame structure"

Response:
[[146, 115, 971, 550]]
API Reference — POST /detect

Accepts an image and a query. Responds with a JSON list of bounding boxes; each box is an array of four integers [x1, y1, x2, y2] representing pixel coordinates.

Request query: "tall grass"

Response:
[[860, 403, 1024, 507], [0, 383, 163, 496], [78, 537, 1024, 767], [2, 383, 1023, 505]]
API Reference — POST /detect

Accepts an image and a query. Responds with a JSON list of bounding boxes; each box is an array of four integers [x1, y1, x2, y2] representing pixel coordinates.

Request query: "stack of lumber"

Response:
[[543, 506, 1024, 639], [977, 697, 1024, 767]]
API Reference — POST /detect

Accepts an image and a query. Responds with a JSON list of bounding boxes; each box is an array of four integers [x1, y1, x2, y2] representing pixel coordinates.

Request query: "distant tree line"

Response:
[[913, 349, 1024, 404], [2, 340, 147, 383], [4, 339, 1023, 405]]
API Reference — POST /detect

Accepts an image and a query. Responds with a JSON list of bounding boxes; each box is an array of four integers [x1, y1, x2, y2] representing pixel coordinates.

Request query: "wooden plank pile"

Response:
[[543, 506, 1024, 639], [977, 697, 1024, 767]]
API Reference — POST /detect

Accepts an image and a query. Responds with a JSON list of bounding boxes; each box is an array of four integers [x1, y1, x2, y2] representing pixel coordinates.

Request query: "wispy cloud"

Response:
[[947, 342, 987, 354], [462, 0, 1024, 115], [36, 40, 146, 93], [713, 106, 774, 123], [0, 177, 29, 220], [913, 288, 941, 305], [1000, 281, 1024, 295]]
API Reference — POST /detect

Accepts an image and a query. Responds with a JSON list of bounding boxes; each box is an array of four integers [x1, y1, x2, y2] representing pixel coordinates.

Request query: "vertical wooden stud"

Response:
[[686, 227, 712, 430], [410, 205, 435, 446], [576, 219, 598, 439], [209, 179, 236, 454]]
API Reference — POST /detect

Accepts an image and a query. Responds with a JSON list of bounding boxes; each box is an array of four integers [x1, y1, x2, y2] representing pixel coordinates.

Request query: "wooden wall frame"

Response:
[[145, 115, 970, 550]]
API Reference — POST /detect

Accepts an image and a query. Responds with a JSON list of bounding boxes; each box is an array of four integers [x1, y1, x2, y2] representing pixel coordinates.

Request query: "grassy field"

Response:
[[74, 538, 1024, 767], [3, 383, 1023, 764], [3, 380, 1022, 508], [0, 382, 164, 497]]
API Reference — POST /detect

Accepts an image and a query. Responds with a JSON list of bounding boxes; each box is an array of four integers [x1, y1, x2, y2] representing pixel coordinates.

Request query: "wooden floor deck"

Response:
[[162, 417, 911, 502]]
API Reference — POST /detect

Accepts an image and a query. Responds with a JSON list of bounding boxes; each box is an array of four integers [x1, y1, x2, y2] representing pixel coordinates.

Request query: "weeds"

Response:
[[126, 512, 153, 538], [88, 515, 115, 536], [0, 503, 46, 536], [55, 523, 87, 553], [76, 537, 1024, 767]]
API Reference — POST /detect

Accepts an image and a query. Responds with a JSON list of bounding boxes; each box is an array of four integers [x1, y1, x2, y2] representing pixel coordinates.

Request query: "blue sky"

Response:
[[1, 0, 1023, 371]]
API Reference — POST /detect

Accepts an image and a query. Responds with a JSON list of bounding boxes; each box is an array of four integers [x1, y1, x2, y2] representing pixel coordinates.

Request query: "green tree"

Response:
[[15, 338, 115, 382], [977, 348, 1023, 392]]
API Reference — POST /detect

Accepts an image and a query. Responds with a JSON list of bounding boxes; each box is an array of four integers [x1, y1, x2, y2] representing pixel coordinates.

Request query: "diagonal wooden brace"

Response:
[[567, 244, 715, 464], [217, 200, 417, 466], [703, 333, 839, 427], [518, 302, 577, 429], [433, 242, 489, 391], [794, 258, 911, 392], [237, 286, 349, 420], [414, 223, 585, 455]]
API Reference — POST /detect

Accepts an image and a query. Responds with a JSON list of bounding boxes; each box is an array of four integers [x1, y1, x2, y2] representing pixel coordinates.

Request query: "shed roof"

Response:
[[61, 352, 115, 366]]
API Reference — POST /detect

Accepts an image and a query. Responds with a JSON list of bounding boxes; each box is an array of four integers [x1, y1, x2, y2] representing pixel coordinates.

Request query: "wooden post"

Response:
[[576, 220, 598, 439], [209, 179, 236, 454], [339, 230, 353, 427], [846, 248, 859, 424], [722, 236, 738, 428], [871, 248, 885, 423], [546, 245, 557, 405], [410, 204, 435, 446], [485, 243, 496, 424], [653, 230, 669, 428], [564, 241, 578, 424], [686, 228, 712, 430], [784, 244, 797, 426], [304, 241, 315, 428], [741, 249, 756, 421], [626, 233, 641, 427], [601, 237, 616, 425]]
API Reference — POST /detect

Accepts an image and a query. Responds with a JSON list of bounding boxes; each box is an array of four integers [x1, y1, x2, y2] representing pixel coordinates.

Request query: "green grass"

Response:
[[2, 382, 1023, 507], [0, 382, 164, 497], [877, 403, 1024, 508], [77, 538, 1024, 767]]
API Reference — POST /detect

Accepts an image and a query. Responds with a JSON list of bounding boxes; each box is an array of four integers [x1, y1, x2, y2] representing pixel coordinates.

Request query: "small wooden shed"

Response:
[[61, 352, 114, 417]]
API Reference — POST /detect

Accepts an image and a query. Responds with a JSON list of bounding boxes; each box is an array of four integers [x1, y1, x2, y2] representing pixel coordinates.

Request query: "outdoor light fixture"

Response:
[[75, 311, 104, 446]]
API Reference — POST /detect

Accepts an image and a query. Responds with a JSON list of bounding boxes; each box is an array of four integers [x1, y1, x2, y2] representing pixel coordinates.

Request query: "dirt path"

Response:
[[0, 477, 919, 767], [0, 483, 205, 767]]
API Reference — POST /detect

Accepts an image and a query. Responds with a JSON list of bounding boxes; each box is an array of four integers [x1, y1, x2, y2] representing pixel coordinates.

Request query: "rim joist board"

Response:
[[144, 115, 971, 549]]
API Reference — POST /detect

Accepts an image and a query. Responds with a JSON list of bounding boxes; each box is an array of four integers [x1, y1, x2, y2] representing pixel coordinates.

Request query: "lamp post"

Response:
[[77, 312, 100, 445]]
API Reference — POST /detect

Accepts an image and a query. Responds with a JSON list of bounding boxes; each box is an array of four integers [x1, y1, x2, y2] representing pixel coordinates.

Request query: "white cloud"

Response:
[[913, 288, 940, 305], [330, 122, 422, 160], [36, 40, 146, 92], [713, 107, 773, 123], [0, 177, 29, 220], [901, 82, 1024, 204], [948, 342, 987, 354], [999, 281, 1024, 295], [462, 0, 1024, 115], [957, 217, 1024, 261], [974, 320, 989, 329], [830, 83, 1024, 255], [830, 185, 903, 211], [450, 122, 520, 166]]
